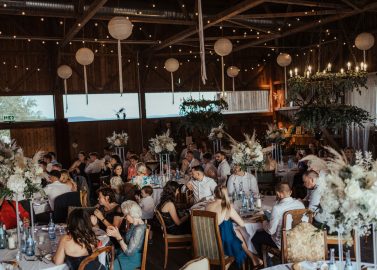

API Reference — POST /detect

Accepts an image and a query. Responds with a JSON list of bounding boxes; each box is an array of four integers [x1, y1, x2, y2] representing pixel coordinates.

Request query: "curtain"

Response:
[[345, 73, 377, 151]]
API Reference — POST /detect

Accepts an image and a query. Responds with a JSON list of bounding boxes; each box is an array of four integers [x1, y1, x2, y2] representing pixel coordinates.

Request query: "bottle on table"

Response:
[[175, 168, 180, 180], [328, 248, 338, 270], [48, 213, 56, 240], [344, 250, 352, 270], [248, 190, 255, 211], [21, 226, 28, 253], [0, 223, 7, 249], [25, 228, 35, 256]]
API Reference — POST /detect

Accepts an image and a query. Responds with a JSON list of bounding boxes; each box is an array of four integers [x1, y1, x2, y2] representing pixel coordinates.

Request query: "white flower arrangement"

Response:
[[311, 147, 377, 236], [107, 131, 128, 147], [265, 123, 286, 144], [208, 124, 225, 141], [0, 139, 43, 199], [229, 132, 264, 169], [149, 131, 176, 154]]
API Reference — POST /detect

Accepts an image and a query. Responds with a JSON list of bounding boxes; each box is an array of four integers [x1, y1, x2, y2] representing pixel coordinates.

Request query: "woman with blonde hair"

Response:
[[131, 163, 151, 188], [60, 170, 77, 191], [206, 185, 261, 268]]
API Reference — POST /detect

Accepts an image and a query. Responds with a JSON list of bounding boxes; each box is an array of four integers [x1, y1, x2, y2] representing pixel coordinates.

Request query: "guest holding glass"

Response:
[[68, 151, 88, 178], [54, 208, 105, 270], [227, 164, 259, 197], [110, 164, 125, 204], [93, 187, 123, 230], [127, 155, 139, 182], [60, 170, 78, 192], [157, 181, 191, 235], [185, 165, 217, 203], [106, 200, 147, 270]]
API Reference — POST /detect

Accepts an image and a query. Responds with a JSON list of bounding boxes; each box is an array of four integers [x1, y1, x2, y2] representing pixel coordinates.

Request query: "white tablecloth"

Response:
[[262, 262, 372, 270], [0, 227, 109, 270]]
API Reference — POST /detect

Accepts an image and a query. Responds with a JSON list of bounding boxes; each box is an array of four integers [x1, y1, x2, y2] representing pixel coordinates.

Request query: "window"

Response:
[[0, 129, 10, 143], [223, 90, 270, 114], [63, 93, 140, 122], [145, 91, 217, 118], [0, 95, 55, 122]]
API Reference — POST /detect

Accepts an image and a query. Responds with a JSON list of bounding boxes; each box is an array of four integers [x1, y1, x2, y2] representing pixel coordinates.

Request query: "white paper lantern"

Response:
[[355, 32, 375, 51], [277, 53, 292, 67], [108, 17, 133, 40], [57, 65, 72, 79], [214, 38, 233, 56], [75, 48, 94, 66], [226, 66, 240, 78], [164, 58, 179, 73]]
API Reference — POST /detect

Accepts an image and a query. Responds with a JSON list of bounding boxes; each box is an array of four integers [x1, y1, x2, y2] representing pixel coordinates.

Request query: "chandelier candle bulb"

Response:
[[294, 68, 298, 76], [308, 65, 312, 73], [347, 62, 351, 70], [306, 70, 310, 78], [289, 69, 293, 77], [340, 68, 344, 74], [327, 63, 332, 71], [355, 66, 360, 72]]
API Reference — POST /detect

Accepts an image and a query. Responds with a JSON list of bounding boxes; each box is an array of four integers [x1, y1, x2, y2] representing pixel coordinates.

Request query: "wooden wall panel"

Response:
[[11, 127, 56, 157]]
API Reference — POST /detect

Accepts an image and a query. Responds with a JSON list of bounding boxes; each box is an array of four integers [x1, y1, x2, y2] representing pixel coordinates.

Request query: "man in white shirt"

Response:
[[186, 165, 217, 203], [181, 150, 201, 175], [215, 151, 230, 185], [227, 164, 259, 196], [43, 170, 71, 210], [251, 183, 304, 256], [302, 170, 324, 226], [202, 152, 217, 179], [85, 152, 103, 174]]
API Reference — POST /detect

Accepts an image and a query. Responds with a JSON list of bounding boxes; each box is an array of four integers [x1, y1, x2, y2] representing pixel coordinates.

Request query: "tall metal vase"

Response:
[[29, 197, 35, 240], [355, 229, 361, 270], [15, 194, 21, 257], [373, 224, 377, 270], [213, 139, 222, 154], [337, 231, 344, 269], [114, 146, 125, 163], [159, 153, 171, 186]]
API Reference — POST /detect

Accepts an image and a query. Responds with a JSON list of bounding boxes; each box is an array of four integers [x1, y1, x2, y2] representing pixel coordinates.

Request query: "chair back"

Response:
[[283, 209, 313, 230], [78, 246, 114, 270], [155, 210, 168, 237], [191, 210, 225, 265], [139, 225, 151, 270], [282, 222, 327, 263], [179, 257, 210, 270], [53, 192, 81, 223]]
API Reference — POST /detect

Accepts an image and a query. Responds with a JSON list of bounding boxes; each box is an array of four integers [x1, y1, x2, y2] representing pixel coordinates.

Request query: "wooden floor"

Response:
[[146, 225, 375, 270]]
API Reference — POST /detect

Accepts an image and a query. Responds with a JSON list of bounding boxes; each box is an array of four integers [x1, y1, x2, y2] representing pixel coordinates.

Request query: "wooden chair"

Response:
[[262, 208, 313, 266], [191, 210, 234, 270], [179, 256, 210, 270], [282, 222, 327, 263], [78, 246, 114, 270], [137, 225, 151, 270], [327, 231, 356, 259], [155, 210, 192, 269]]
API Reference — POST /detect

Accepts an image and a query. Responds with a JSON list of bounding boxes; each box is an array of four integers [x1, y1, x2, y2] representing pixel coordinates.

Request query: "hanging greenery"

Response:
[[294, 104, 372, 129], [288, 71, 368, 106], [179, 97, 228, 134]]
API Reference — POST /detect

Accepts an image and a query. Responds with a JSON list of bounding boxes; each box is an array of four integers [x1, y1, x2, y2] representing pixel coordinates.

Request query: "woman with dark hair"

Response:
[[93, 187, 123, 230], [157, 181, 190, 235], [110, 163, 125, 204], [53, 208, 105, 270], [103, 154, 122, 176], [68, 151, 88, 178]]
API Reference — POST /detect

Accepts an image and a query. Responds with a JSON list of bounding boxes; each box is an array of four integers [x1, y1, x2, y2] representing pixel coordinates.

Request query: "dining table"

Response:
[[261, 261, 372, 270], [0, 225, 109, 270]]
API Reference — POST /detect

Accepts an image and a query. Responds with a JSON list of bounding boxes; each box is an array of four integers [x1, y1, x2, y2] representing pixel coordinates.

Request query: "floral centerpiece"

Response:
[[0, 139, 44, 200], [149, 131, 176, 154], [310, 147, 377, 236], [208, 123, 225, 141], [106, 131, 128, 147], [265, 123, 287, 144], [228, 132, 264, 170]]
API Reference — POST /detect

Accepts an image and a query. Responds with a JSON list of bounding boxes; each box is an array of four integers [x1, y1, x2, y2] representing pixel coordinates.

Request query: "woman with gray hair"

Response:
[[106, 200, 146, 270], [131, 162, 152, 188]]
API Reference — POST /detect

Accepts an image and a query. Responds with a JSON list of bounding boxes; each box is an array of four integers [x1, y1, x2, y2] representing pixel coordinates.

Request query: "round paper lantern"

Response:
[[277, 53, 292, 67], [164, 58, 179, 73], [227, 66, 240, 78], [57, 65, 72, 79], [75, 48, 94, 66], [214, 38, 233, 56], [355, 32, 375, 51], [108, 17, 133, 40]]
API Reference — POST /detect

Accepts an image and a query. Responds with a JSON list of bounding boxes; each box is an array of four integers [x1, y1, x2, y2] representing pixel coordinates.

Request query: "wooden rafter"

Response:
[[60, 0, 108, 48], [341, 0, 360, 10], [226, 19, 276, 34], [266, 0, 346, 9], [233, 1, 377, 52], [236, 10, 352, 19], [146, 0, 266, 52]]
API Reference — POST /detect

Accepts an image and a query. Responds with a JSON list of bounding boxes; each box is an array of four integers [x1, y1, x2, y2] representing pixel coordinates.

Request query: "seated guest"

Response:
[[186, 165, 217, 203], [51, 162, 62, 171], [344, 147, 355, 165], [44, 153, 53, 172], [251, 183, 304, 257], [85, 152, 103, 174], [103, 154, 122, 176], [0, 184, 30, 229], [44, 170, 71, 210], [206, 186, 261, 267], [132, 163, 152, 188], [123, 183, 138, 202], [38, 160, 49, 187], [110, 165, 125, 204], [264, 152, 277, 171], [186, 150, 200, 170], [140, 147, 154, 162], [202, 152, 217, 179], [93, 187, 123, 230], [227, 164, 259, 196], [106, 201, 147, 270], [215, 151, 231, 185], [54, 208, 105, 270], [302, 170, 324, 228], [157, 181, 190, 235], [127, 155, 139, 182], [68, 151, 88, 178], [60, 170, 77, 192], [137, 186, 155, 220]]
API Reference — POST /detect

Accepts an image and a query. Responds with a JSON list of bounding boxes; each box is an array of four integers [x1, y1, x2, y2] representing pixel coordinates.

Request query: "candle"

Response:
[[327, 63, 332, 71], [364, 63, 368, 71], [360, 62, 364, 71], [289, 69, 293, 77], [294, 68, 298, 76], [308, 65, 312, 73], [347, 62, 351, 70], [355, 66, 359, 72], [323, 69, 326, 74], [306, 70, 310, 78], [8, 235, 16, 249], [256, 198, 262, 208], [340, 68, 344, 74]]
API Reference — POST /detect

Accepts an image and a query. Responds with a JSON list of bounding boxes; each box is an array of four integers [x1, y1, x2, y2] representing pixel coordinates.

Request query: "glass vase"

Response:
[[212, 139, 221, 153], [159, 153, 171, 185], [355, 229, 361, 270], [337, 231, 344, 269], [114, 146, 125, 163], [15, 194, 21, 251], [373, 224, 377, 270]]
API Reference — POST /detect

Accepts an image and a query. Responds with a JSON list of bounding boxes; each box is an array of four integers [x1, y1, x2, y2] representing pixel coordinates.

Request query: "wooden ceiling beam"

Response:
[[227, 19, 276, 34], [146, 0, 266, 52], [266, 0, 346, 9], [60, 0, 108, 48], [340, 0, 360, 11], [236, 10, 352, 19], [233, 1, 377, 52]]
